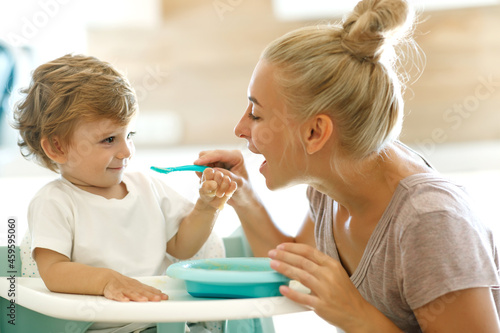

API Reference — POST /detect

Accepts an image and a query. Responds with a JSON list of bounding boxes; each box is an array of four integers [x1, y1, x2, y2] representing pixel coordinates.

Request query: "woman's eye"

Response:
[[248, 112, 260, 121]]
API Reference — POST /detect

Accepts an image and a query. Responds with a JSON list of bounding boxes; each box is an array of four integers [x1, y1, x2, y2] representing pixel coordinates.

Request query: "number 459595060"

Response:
[[7, 218, 16, 269]]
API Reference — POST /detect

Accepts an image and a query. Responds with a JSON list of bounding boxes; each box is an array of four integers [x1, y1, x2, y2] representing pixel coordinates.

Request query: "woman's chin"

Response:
[[261, 160, 291, 190], [264, 174, 287, 191]]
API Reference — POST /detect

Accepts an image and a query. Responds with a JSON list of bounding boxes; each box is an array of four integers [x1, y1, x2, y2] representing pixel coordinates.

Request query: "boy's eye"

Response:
[[127, 132, 136, 139], [102, 137, 115, 144]]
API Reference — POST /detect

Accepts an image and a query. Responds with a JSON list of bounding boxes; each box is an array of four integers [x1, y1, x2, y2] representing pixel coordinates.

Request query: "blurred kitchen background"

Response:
[[1, 1, 500, 331]]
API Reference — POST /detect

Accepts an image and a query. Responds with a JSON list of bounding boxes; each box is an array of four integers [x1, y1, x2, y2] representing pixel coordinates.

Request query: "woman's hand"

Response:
[[268, 243, 401, 332], [195, 149, 249, 180], [198, 167, 237, 210]]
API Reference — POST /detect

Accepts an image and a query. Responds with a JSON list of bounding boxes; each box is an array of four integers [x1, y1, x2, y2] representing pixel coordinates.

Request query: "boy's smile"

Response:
[[59, 118, 136, 198]]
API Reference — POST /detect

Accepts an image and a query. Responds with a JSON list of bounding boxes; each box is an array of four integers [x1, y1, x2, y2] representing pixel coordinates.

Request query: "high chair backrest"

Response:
[[223, 225, 254, 258], [0, 245, 94, 333], [0, 245, 21, 277]]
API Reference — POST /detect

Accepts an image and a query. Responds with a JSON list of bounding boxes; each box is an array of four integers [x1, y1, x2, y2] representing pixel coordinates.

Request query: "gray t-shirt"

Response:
[[308, 173, 499, 332]]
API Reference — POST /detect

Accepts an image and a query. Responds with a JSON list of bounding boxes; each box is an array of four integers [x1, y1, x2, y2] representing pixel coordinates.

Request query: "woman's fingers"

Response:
[[195, 150, 242, 170], [269, 243, 330, 276], [278, 285, 318, 309], [268, 243, 347, 299], [269, 252, 321, 289], [195, 150, 250, 181]]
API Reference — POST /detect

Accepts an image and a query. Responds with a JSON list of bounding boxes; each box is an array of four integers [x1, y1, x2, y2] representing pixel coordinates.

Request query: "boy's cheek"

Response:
[[75, 140, 94, 158]]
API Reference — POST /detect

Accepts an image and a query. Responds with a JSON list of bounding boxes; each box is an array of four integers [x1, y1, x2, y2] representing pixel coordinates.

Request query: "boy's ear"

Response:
[[302, 114, 334, 155], [41, 136, 68, 164]]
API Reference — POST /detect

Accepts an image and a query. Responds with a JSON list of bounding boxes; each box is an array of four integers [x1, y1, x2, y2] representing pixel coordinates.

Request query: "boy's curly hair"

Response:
[[13, 54, 137, 172]]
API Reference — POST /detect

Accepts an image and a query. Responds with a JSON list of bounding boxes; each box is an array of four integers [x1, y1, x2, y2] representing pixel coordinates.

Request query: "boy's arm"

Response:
[[35, 248, 168, 302], [167, 168, 237, 259]]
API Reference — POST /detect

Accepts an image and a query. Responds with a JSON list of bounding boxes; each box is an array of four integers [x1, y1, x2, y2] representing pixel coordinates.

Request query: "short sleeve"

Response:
[[400, 211, 499, 309], [149, 177, 194, 242], [28, 190, 74, 260], [307, 186, 324, 220]]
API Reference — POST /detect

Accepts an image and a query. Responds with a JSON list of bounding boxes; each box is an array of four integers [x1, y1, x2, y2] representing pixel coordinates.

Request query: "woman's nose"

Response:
[[234, 108, 250, 139]]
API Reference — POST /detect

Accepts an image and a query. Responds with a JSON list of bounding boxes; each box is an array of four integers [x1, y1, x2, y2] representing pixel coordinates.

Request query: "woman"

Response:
[[195, 0, 500, 331]]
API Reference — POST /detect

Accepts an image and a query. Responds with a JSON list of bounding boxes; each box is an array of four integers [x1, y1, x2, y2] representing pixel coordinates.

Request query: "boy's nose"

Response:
[[117, 141, 134, 160]]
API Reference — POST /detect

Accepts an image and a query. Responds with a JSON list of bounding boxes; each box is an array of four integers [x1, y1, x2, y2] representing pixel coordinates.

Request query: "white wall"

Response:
[[272, 0, 500, 20]]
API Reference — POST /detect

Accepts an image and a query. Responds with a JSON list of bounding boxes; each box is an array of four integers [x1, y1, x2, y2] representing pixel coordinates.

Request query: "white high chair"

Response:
[[0, 227, 276, 333]]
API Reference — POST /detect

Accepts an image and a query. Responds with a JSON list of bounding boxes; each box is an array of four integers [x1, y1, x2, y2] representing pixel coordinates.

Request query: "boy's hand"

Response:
[[103, 272, 168, 302], [198, 168, 237, 210]]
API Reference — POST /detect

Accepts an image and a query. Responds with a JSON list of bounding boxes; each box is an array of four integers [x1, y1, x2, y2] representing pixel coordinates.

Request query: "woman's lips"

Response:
[[259, 160, 267, 174]]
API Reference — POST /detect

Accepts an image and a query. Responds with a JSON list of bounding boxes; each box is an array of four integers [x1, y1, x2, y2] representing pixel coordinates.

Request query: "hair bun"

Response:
[[341, 0, 412, 62]]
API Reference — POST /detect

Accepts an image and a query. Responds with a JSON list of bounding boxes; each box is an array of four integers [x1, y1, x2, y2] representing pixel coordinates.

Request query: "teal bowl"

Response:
[[166, 258, 290, 299]]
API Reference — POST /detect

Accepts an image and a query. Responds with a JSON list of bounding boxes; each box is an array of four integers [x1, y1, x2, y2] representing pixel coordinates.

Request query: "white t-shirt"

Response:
[[27, 172, 226, 332], [28, 172, 193, 277]]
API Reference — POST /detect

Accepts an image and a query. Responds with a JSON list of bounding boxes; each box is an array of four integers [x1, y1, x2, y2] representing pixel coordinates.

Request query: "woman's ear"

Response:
[[302, 114, 334, 154], [41, 136, 68, 164]]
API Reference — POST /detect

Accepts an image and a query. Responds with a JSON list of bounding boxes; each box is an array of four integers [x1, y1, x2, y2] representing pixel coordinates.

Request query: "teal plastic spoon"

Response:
[[151, 165, 210, 175]]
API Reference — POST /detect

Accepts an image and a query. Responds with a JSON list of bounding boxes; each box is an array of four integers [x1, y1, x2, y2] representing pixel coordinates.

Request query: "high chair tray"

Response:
[[0, 276, 308, 323]]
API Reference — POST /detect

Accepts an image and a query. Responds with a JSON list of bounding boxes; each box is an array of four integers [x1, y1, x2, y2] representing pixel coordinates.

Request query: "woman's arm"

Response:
[[35, 248, 167, 302], [194, 149, 315, 256], [236, 200, 315, 257], [269, 242, 500, 332], [414, 287, 500, 333]]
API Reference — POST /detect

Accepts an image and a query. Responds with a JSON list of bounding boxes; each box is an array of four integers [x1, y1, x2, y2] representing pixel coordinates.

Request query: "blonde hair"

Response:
[[13, 54, 137, 172], [261, 0, 417, 160]]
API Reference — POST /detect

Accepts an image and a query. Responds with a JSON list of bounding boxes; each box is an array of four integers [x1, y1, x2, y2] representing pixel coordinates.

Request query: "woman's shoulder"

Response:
[[391, 173, 490, 239], [306, 186, 329, 206], [306, 186, 337, 219], [397, 173, 470, 214]]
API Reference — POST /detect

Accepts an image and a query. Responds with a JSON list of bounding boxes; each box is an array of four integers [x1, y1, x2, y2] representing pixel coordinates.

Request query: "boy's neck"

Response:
[[65, 177, 129, 200]]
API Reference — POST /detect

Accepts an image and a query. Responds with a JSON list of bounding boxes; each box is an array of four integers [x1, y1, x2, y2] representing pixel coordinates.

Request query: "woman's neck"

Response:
[[309, 142, 433, 220]]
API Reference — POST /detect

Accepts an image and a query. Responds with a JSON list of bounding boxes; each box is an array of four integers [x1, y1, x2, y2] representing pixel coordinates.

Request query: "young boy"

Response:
[[13, 54, 236, 331]]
